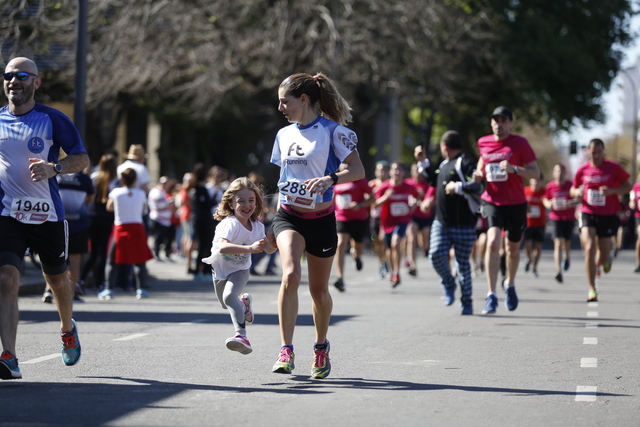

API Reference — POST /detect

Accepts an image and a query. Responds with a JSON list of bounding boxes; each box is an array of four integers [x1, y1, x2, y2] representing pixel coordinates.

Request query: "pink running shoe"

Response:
[[225, 334, 252, 355], [240, 293, 254, 325]]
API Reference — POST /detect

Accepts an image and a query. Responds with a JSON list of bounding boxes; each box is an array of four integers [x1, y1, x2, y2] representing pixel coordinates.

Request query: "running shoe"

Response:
[[588, 289, 598, 302], [42, 290, 53, 304], [61, 319, 81, 366], [408, 268, 417, 277], [505, 284, 519, 311], [136, 289, 149, 299], [354, 257, 363, 271], [272, 346, 295, 374], [378, 262, 387, 279], [563, 259, 570, 271], [390, 273, 401, 288], [98, 289, 113, 300], [333, 278, 345, 293], [73, 293, 84, 303], [595, 264, 601, 277], [311, 341, 331, 379], [0, 350, 21, 380], [225, 334, 252, 355], [443, 287, 455, 306], [75, 280, 86, 296], [461, 303, 473, 315], [555, 272, 563, 283], [240, 293, 254, 324], [524, 261, 531, 272], [482, 294, 498, 314], [532, 270, 539, 278], [382, 261, 389, 274], [634, 264, 640, 273], [603, 262, 612, 274]]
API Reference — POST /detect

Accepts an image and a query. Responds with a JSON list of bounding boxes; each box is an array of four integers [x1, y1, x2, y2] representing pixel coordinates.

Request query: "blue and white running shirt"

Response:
[[0, 103, 87, 223], [270, 116, 358, 207]]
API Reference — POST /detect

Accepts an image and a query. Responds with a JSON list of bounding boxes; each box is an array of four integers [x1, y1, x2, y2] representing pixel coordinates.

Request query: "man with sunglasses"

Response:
[[0, 57, 89, 380]]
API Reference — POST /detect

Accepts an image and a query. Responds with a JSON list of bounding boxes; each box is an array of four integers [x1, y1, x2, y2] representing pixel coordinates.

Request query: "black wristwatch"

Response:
[[54, 163, 63, 174], [329, 172, 339, 186]]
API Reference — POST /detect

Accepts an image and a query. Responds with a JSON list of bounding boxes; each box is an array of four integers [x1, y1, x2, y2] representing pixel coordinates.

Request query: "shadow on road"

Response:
[[17, 309, 355, 326], [2, 376, 629, 426]]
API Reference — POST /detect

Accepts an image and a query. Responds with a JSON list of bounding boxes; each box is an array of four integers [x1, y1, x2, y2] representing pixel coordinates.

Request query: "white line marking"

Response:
[[581, 358, 598, 368], [575, 386, 597, 402], [587, 301, 598, 308], [180, 319, 208, 325], [113, 333, 149, 341], [585, 323, 598, 329], [21, 353, 59, 364], [583, 337, 598, 345], [587, 311, 598, 317]]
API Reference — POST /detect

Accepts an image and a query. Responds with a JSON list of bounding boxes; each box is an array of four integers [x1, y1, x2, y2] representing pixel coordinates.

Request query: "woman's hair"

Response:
[[214, 177, 264, 222], [95, 154, 118, 203], [120, 168, 137, 188], [279, 72, 352, 125]]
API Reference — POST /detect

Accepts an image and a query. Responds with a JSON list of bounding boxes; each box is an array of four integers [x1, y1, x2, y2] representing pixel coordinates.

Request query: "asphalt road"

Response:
[[2, 248, 639, 427]]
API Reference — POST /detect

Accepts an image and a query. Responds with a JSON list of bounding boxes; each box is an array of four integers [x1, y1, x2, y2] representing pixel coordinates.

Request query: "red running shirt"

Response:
[[524, 186, 546, 227], [573, 159, 630, 216], [477, 134, 537, 206], [406, 177, 434, 219], [633, 183, 640, 218], [334, 178, 373, 222], [544, 180, 575, 221], [376, 180, 419, 234]]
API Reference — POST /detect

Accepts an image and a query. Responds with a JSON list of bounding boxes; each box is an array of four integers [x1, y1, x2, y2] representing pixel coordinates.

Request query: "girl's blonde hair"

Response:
[[279, 72, 352, 125], [214, 177, 264, 222]]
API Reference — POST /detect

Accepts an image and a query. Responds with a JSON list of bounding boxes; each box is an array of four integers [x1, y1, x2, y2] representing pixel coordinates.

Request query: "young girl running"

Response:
[[203, 177, 276, 354]]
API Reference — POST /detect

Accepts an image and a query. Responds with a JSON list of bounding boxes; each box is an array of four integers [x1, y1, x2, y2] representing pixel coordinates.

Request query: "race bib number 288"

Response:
[[279, 179, 316, 210], [10, 197, 51, 224]]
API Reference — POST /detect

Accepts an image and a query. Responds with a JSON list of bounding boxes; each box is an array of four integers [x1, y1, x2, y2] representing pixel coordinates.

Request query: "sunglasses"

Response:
[[3, 72, 38, 81]]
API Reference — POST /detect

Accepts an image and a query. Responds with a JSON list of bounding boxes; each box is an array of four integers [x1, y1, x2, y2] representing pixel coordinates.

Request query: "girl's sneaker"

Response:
[[225, 334, 252, 355], [240, 293, 254, 324]]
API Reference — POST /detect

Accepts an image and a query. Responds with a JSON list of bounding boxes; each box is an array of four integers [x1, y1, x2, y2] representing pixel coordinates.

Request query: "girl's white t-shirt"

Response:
[[202, 216, 266, 280], [109, 187, 147, 225]]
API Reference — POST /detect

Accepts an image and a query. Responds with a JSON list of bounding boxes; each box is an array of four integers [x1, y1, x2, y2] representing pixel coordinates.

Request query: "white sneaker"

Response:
[[42, 290, 54, 304], [136, 289, 149, 299], [97, 289, 113, 300]]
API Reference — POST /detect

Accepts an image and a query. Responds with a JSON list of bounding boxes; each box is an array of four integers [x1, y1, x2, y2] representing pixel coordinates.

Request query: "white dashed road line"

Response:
[[21, 353, 59, 364], [575, 386, 597, 402], [581, 357, 597, 368], [583, 337, 598, 345], [113, 333, 149, 341]]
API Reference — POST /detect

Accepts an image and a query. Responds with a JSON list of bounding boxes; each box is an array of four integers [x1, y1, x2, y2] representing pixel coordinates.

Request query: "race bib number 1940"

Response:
[[10, 197, 51, 224], [279, 179, 316, 210]]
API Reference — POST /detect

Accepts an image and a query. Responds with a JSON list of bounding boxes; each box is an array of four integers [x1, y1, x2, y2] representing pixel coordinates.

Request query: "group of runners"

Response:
[[1, 58, 638, 383]]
